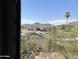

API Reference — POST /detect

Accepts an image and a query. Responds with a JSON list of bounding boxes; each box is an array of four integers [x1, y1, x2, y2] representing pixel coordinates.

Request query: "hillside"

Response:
[[21, 21, 77, 32], [21, 21, 78, 59]]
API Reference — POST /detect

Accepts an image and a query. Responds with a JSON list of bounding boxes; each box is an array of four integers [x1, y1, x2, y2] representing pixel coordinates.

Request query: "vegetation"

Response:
[[21, 21, 77, 59], [65, 12, 70, 32]]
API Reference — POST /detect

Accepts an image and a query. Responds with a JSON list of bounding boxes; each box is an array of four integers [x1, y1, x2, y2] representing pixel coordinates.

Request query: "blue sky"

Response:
[[21, 0, 78, 25]]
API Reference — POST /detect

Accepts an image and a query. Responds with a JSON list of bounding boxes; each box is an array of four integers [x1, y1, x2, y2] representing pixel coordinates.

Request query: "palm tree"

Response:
[[65, 12, 70, 31]]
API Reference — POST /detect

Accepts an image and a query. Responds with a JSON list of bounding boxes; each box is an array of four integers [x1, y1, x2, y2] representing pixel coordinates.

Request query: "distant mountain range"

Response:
[[21, 22, 52, 30], [21, 21, 77, 32], [69, 21, 78, 25]]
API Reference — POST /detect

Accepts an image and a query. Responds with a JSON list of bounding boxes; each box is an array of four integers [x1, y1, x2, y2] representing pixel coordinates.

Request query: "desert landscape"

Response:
[[21, 21, 78, 59]]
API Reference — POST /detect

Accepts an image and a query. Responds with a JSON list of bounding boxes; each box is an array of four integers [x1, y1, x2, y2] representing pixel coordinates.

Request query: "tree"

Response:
[[65, 12, 70, 32]]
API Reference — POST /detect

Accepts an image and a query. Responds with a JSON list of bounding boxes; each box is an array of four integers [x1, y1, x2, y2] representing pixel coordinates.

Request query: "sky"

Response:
[[21, 0, 78, 25]]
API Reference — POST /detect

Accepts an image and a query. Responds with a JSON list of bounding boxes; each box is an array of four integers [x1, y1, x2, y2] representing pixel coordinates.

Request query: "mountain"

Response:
[[21, 21, 78, 33], [69, 21, 78, 25], [21, 22, 53, 31]]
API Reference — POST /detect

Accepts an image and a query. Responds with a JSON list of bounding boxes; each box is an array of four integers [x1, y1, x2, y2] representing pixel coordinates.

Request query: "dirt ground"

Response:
[[35, 52, 65, 59]]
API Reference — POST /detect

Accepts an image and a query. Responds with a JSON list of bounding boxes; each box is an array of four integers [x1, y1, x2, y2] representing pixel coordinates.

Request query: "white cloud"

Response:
[[48, 19, 77, 26], [21, 18, 46, 24], [21, 19, 38, 24], [21, 18, 77, 25]]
